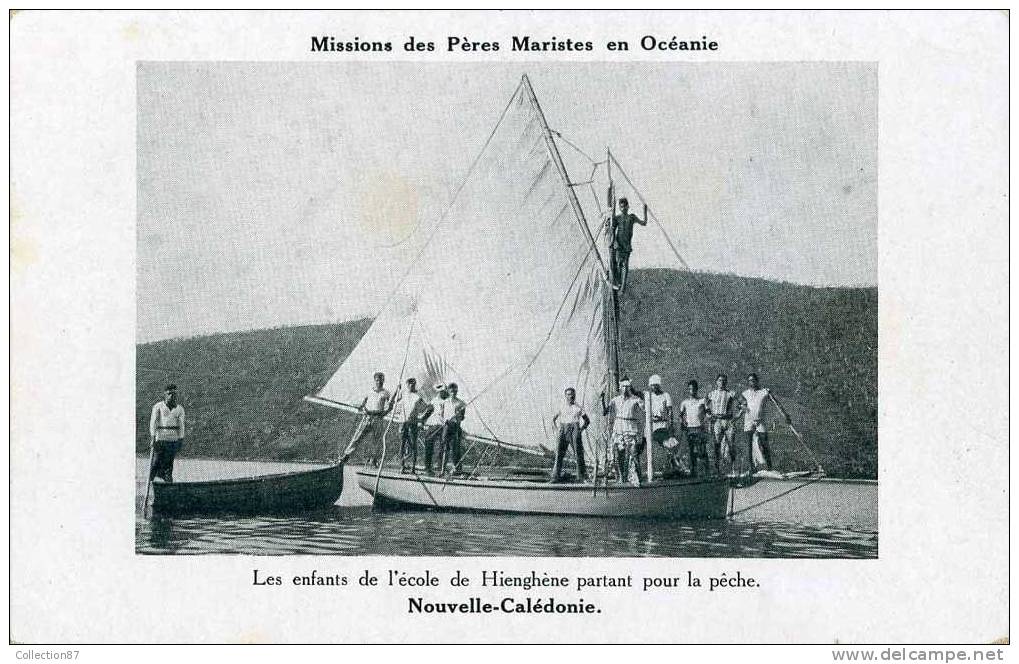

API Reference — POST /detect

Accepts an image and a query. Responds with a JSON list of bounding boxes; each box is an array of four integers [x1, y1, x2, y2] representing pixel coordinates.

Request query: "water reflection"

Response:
[[135, 458, 877, 558], [136, 504, 877, 558]]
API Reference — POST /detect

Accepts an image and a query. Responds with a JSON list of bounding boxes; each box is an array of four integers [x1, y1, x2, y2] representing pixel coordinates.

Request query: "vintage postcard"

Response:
[[9, 9, 1009, 647]]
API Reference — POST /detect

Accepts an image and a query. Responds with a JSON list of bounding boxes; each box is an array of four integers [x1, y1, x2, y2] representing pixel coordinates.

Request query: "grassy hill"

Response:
[[137, 269, 877, 478]]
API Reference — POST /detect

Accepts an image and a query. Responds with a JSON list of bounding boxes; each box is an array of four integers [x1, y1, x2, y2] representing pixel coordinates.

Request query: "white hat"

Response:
[[619, 378, 632, 387], [648, 374, 662, 386]]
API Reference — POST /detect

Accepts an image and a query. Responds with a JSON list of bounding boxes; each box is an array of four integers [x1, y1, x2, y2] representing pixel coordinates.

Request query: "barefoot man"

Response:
[[550, 387, 590, 483], [439, 383, 467, 474], [341, 371, 394, 462], [707, 373, 737, 473], [738, 372, 792, 473], [678, 380, 710, 477], [396, 377, 426, 473], [647, 374, 679, 471], [606, 197, 647, 292], [601, 378, 645, 485], [418, 384, 449, 476]]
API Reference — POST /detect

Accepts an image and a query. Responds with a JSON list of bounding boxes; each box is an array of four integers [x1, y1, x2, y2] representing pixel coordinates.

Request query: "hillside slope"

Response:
[[137, 269, 877, 478]]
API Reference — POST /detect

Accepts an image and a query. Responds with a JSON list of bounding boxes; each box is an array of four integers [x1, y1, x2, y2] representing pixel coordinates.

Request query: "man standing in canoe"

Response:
[[601, 377, 645, 486], [550, 387, 590, 483], [396, 377, 426, 473], [678, 380, 710, 477], [606, 197, 647, 292], [738, 372, 792, 473], [418, 383, 449, 475], [707, 373, 737, 473], [439, 382, 467, 475], [341, 371, 393, 462], [148, 384, 185, 482]]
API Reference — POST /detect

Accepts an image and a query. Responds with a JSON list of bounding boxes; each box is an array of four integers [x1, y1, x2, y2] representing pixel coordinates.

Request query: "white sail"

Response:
[[314, 77, 610, 456]]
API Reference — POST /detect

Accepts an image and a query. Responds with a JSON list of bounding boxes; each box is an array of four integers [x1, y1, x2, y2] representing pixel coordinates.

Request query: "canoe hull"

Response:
[[356, 469, 730, 519], [151, 464, 344, 516]]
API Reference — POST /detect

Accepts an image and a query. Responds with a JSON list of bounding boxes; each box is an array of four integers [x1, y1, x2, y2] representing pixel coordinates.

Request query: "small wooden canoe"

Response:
[[151, 463, 344, 516], [356, 468, 730, 519]]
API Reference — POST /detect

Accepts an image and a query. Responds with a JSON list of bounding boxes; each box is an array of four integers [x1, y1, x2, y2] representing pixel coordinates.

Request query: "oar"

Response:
[[142, 435, 156, 516], [371, 385, 402, 512], [339, 410, 367, 465]]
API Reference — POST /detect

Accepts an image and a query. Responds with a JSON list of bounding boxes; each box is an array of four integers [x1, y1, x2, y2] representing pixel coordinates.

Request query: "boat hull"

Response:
[[356, 469, 730, 519], [151, 463, 344, 516]]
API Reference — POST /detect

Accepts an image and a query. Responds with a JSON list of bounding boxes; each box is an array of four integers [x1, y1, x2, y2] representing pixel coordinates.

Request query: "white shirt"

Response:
[[648, 391, 673, 431], [363, 387, 391, 414], [707, 388, 736, 418], [679, 397, 708, 429], [150, 402, 185, 441], [427, 396, 448, 426], [396, 391, 423, 421], [556, 403, 586, 426], [444, 396, 467, 424], [742, 388, 771, 432], [609, 394, 644, 434]]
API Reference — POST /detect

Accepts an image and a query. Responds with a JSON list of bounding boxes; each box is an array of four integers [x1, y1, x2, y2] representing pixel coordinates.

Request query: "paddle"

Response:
[[143, 435, 156, 516], [371, 385, 402, 511]]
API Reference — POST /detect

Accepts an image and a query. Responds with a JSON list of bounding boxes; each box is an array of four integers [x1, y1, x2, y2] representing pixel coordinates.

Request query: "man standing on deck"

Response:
[[341, 371, 393, 462], [738, 372, 792, 473], [601, 378, 645, 486], [438, 383, 467, 475], [606, 197, 647, 292], [419, 384, 449, 476], [707, 373, 737, 473], [149, 384, 185, 482], [396, 377, 426, 473], [678, 380, 710, 477], [646, 375, 679, 471], [550, 387, 590, 483]]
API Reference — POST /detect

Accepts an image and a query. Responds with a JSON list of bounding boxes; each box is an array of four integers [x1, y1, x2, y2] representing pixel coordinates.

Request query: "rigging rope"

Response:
[[728, 474, 827, 517], [605, 151, 770, 371], [550, 129, 600, 165]]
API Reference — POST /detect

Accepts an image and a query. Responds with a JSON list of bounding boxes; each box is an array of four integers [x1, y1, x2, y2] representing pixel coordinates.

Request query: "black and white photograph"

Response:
[[135, 62, 878, 558], [10, 10, 1007, 646]]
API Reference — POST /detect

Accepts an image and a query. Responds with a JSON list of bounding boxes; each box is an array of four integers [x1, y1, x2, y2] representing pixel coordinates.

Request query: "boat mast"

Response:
[[606, 148, 621, 391], [521, 75, 606, 274], [522, 73, 617, 400]]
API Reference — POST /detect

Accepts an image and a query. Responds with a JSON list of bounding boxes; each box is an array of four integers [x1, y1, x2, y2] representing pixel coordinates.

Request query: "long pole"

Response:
[[143, 435, 156, 516], [607, 148, 621, 389], [644, 391, 653, 484], [606, 149, 623, 488], [788, 423, 824, 474], [371, 385, 402, 512]]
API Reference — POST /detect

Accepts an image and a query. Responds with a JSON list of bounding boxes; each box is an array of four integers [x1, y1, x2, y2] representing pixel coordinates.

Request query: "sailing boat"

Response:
[[305, 75, 731, 519]]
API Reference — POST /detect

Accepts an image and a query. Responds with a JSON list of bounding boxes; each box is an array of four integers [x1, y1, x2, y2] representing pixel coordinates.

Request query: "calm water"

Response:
[[136, 458, 877, 558]]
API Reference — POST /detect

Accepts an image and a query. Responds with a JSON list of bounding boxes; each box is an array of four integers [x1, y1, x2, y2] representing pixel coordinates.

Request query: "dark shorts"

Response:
[[686, 429, 708, 448]]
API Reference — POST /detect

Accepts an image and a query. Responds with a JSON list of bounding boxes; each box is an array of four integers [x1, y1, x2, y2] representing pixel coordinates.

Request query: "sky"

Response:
[[137, 62, 876, 342]]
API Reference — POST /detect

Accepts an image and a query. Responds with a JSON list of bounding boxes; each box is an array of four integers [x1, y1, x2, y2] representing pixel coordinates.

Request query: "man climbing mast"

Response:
[[605, 196, 647, 293]]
